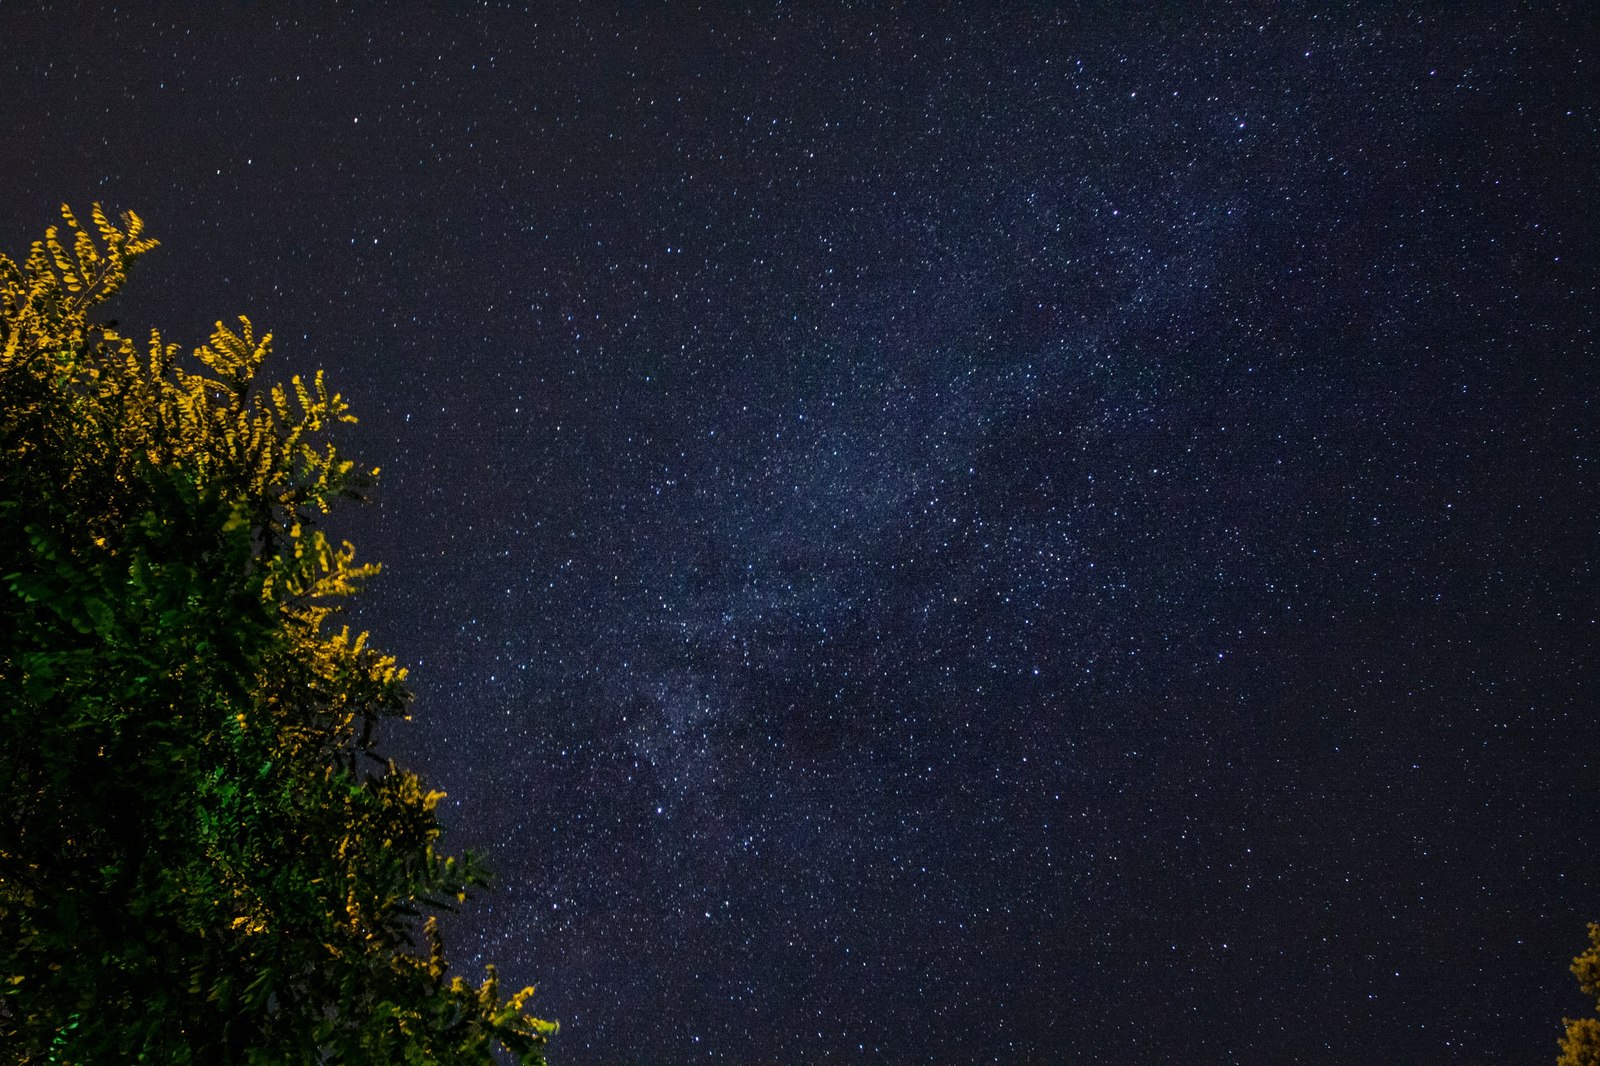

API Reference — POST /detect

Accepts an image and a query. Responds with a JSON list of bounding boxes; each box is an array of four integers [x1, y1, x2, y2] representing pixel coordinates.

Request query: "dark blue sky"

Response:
[[4, 5, 1597, 1063]]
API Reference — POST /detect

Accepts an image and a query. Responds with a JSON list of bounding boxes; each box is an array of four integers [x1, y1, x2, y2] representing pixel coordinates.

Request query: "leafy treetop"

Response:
[[0, 204, 554, 1064], [1561, 925, 1600, 1065]]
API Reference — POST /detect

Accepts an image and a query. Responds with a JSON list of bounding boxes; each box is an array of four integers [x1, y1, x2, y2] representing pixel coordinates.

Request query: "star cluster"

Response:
[[3, 6, 1596, 1063]]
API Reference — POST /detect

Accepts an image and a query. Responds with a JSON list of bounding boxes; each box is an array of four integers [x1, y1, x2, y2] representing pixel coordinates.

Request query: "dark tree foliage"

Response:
[[0, 206, 554, 1063]]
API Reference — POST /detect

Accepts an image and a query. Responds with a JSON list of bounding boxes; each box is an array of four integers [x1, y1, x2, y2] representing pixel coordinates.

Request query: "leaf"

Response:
[[84, 597, 115, 635]]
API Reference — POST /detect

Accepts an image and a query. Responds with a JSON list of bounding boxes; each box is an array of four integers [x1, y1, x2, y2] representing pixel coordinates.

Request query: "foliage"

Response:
[[1561, 924, 1600, 1065], [0, 205, 554, 1063]]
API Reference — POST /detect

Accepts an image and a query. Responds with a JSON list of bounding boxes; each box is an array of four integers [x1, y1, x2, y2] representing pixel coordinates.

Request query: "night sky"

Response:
[[4, 5, 1598, 1063]]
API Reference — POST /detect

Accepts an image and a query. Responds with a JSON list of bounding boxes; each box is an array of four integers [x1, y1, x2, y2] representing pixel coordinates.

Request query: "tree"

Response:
[[1561, 925, 1600, 1065], [0, 205, 555, 1063]]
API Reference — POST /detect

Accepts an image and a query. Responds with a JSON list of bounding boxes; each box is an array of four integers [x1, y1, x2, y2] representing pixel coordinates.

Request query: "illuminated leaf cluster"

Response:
[[1561, 924, 1600, 1065], [0, 205, 554, 1063]]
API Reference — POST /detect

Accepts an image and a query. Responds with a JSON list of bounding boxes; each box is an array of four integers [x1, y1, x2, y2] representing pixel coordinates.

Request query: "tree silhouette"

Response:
[[0, 205, 554, 1063]]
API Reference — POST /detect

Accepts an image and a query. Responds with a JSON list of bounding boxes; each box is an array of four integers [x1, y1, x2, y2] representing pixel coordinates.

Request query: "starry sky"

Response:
[[4, 5, 1598, 1063]]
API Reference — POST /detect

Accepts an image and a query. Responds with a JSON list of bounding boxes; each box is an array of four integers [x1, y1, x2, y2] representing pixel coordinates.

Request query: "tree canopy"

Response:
[[0, 204, 554, 1063], [1560, 925, 1600, 1065]]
